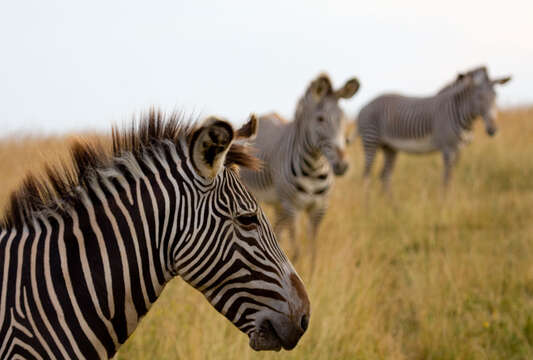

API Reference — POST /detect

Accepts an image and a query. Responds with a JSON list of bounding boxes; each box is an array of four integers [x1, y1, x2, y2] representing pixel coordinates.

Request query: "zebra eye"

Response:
[[235, 213, 259, 228]]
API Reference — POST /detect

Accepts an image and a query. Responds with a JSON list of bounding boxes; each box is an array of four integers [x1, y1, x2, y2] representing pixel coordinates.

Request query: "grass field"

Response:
[[1, 108, 532, 359]]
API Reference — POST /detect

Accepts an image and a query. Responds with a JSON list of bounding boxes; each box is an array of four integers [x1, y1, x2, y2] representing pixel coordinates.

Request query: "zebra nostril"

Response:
[[300, 314, 309, 331], [333, 162, 348, 176]]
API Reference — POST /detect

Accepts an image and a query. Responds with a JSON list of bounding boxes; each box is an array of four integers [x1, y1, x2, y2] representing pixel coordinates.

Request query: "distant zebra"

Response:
[[241, 74, 360, 263], [357, 66, 511, 193], [0, 111, 310, 359]]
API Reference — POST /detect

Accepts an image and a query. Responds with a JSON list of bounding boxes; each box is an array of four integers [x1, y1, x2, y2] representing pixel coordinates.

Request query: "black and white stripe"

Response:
[[240, 74, 360, 263], [357, 66, 511, 191], [0, 114, 310, 358]]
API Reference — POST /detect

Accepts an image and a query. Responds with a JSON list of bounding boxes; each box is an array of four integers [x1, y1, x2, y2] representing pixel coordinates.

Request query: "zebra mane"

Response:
[[437, 66, 489, 95], [437, 74, 469, 95], [437, 79, 459, 94], [1, 109, 260, 228]]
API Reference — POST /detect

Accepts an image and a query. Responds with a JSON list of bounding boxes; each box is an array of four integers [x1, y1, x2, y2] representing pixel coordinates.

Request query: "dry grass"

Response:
[[1, 108, 532, 359]]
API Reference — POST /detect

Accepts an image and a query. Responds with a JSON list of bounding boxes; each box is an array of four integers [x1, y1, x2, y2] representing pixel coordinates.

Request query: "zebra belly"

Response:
[[383, 136, 438, 154]]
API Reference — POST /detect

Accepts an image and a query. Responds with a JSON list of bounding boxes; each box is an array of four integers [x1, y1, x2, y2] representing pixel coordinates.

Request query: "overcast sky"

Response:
[[0, 0, 531, 136]]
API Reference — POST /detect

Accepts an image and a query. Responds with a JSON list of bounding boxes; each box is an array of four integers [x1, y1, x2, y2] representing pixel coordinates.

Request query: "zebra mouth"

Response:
[[249, 320, 282, 351], [332, 161, 348, 176]]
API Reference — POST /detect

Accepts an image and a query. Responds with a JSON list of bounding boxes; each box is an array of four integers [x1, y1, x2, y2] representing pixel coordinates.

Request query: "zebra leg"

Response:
[[379, 146, 397, 196], [442, 148, 458, 189], [362, 141, 378, 183], [274, 206, 299, 261], [306, 205, 326, 269], [362, 140, 378, 205], [453, 149, 461, 166]]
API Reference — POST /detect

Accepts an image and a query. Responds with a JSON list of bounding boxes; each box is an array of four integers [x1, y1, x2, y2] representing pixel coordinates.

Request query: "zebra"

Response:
[[240, 74, 360, 263], [357, 66, 511, 193], [0, 110, 310, 359]]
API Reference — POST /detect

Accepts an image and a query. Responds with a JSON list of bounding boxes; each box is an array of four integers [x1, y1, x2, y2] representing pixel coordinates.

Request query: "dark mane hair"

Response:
[[437, 66, 489, 95], [1, 109, 260, 228], [437, 74, 468, 95], [437, 80, 459, 95]]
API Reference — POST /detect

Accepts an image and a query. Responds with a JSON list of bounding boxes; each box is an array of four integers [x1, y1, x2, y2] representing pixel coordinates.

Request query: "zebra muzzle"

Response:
[[333, 161, 349, 176], [249, 319, 283, 351], [249, 312, 306, 351]]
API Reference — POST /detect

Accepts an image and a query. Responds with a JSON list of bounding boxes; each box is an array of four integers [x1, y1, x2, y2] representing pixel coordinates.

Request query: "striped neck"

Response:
[[283, 122, 330, 189], [0, 140, 200, 358], [292, 120, 324, 168], [453, 89, 478, 132]]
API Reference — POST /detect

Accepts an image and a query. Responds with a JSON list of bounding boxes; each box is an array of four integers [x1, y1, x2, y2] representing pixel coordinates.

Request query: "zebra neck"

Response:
[[287, 124, 324, 177], [292, 150, 326, 178], [0, 144, 191, 357], [452, 90, 477, 132]]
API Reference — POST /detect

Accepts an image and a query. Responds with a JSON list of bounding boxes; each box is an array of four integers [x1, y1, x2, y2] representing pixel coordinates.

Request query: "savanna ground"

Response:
[[0, 108, 532, 359]]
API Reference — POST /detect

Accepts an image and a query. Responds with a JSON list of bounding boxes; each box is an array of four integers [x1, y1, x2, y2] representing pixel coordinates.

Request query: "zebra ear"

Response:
[[461, 73, 475, 87], [335, 78, 360, 99], [190, 117, 235, 179], [236, 114, 258, 140], [309, 74, 333, 101], [492, 76, 511, 85]]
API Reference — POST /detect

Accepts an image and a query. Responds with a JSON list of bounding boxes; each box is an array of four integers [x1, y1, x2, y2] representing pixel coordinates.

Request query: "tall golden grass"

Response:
[[1, 108, 532, 359]]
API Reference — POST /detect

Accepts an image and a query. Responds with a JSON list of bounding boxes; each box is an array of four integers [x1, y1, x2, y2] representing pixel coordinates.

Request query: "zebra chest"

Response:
[[459, 130, 474, 147], [292, 175, 331, 207], [383, 135, 438, 154]]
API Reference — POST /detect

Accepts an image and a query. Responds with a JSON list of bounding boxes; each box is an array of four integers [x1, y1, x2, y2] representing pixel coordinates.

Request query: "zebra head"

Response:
[[296, 74, 360, 176], [462, 67, 511, 136], [181, 115, 310, 351]]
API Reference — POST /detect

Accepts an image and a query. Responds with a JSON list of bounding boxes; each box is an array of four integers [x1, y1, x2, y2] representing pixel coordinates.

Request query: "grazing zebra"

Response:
[[0, 111, 310, 359], [241, 74, 360, 263], [357, 66, 511, 193]]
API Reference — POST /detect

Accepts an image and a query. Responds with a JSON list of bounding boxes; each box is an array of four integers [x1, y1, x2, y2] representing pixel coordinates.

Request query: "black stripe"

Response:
[[295, 183, 307, 193], [99, 178, 147, 318], [314, 185, 329, 195], [30, 219, 72, 359], [86, 185, 128, 342], [52, 214, 107, 358]]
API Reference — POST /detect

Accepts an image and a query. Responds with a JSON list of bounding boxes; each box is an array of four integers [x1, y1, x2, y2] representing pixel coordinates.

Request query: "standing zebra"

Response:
[[241, 74, 360, 263], [357, 66, 511, 193], [0, 111, 310, 359]]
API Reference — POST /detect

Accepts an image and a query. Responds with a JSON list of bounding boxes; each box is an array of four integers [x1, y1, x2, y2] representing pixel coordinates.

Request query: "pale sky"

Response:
[[1, 0, 531, 136]]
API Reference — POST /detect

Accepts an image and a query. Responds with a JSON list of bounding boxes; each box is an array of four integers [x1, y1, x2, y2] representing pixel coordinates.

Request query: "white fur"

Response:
[[490, 104, 498, 119], [384, 136, 438, 154]]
